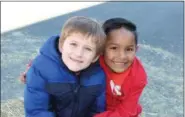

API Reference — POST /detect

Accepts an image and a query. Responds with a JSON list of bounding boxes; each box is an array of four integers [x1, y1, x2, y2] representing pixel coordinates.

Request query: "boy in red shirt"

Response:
[[94, 18, 147, 117], [20, 18, 147, 117]]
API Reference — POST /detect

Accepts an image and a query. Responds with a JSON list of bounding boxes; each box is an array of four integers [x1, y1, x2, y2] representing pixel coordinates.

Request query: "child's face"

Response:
[[59, 33, 98, 72], [104, 28, 137, 73]]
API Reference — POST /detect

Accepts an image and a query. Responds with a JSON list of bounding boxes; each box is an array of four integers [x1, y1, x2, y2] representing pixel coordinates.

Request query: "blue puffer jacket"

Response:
[[24, 36, 106, 117]]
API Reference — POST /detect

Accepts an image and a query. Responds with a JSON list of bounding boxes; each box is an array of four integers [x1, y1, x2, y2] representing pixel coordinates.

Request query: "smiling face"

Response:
[[59, 32, 98, 72], [104, 27, 137, 73]]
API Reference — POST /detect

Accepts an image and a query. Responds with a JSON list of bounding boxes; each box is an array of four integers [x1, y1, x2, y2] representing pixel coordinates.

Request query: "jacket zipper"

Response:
[[71, 74, 80, 117]]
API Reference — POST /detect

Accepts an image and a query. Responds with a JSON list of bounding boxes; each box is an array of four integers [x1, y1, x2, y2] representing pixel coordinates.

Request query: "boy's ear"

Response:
[[92, 55, 100, 63], [58, 41, 63, 53]]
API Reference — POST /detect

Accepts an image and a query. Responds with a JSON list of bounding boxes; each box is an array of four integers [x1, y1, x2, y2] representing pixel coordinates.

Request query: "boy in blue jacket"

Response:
[[24, 16, 106, 117]]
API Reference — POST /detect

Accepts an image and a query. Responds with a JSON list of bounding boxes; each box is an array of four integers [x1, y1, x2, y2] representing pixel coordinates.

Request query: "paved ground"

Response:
[[1, 2, 184, 117]]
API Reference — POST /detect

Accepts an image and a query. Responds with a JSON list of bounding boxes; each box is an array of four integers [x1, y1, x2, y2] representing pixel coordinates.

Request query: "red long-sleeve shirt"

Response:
[[95, 56, 147, 117]]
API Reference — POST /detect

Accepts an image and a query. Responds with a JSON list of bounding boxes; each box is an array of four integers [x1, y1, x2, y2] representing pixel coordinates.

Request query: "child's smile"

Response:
[[70, 57, 83, 63], [113, 61, 128, 66]]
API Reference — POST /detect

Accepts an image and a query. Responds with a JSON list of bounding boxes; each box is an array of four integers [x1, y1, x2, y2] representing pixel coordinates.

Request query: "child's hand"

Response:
[[19, 60, 32, 84], [19, 72, 26, 84]]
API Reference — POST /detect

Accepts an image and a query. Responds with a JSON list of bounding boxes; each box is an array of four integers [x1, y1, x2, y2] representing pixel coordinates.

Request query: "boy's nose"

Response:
[[75, 47, 83, 57], [119, 51, 127, 59]]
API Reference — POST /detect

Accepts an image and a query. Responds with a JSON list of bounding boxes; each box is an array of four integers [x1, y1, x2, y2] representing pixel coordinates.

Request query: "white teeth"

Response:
[[114, 62, 127, 66], [114, 62, 125, 64]]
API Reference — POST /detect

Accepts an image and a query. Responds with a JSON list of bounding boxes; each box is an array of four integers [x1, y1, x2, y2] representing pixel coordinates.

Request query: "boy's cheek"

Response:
[[104, 51, 115, 59]]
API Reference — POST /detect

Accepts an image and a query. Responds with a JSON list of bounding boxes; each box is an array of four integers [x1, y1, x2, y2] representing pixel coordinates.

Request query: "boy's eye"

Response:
[[70, 43, 77, 47], [85, 47, 92, 52], [126, 48, 133, 51], [110, 47, 117, 50]]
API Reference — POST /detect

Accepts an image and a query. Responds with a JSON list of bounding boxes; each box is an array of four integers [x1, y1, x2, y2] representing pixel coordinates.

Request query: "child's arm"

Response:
[[24, 66, 55, 117], [86, 71, 106, 117], [94, 81, 147, 117], [87, 89, 106, 117]]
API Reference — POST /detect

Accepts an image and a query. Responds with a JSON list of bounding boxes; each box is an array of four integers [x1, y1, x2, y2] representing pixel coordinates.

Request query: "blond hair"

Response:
[[59, 16, 106, 55]]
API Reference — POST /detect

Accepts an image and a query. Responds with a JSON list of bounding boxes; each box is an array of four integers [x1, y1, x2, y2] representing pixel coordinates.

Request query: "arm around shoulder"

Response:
[[87, 70, 106, 117]]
